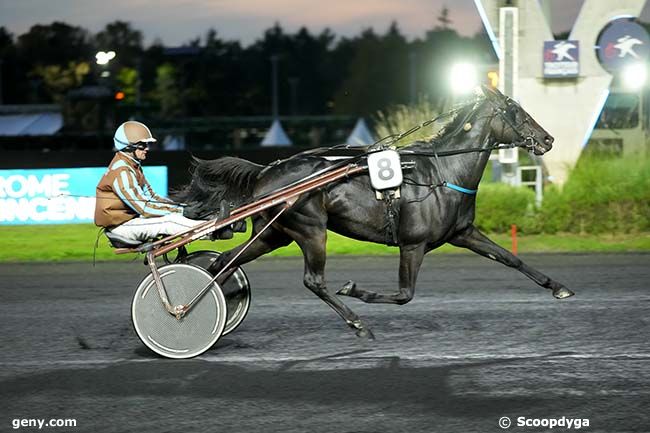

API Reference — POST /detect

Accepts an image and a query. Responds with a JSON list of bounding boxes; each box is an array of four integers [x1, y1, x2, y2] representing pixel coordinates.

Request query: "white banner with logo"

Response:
[[0, 167, 167, 225]]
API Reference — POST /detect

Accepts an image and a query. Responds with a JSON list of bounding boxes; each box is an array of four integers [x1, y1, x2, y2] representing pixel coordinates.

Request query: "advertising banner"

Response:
[[0, 167, 168, 225], [543, 40, 580, 78]]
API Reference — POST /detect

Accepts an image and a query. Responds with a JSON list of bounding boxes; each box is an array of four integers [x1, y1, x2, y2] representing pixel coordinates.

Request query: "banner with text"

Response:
[[0, 167, 168, 225]]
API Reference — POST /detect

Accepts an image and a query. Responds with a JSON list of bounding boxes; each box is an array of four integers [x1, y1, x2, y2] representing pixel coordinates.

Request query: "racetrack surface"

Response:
[[1, 253, 649, 433]]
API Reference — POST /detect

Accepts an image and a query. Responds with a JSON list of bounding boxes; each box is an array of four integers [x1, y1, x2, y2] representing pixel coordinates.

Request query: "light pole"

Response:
[[95, 51, 116, 67], [0, 57, 3, 105], [135, 57, 143, 117], [271, 54, 279, 118], [409, 51, 417, 104], [95, 51, 116, 85], [95, 51, 116, 137], [288, 77, 299, 116]]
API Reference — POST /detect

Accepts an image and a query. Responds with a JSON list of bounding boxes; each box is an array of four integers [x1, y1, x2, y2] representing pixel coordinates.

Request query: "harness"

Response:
[[214, 95, 538, 247], [372, 96, 538, 244], [444, 182, 477, 195]]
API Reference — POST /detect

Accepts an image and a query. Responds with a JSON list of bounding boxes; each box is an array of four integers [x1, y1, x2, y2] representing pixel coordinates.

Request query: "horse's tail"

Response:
[[173, 156, 265, 218]]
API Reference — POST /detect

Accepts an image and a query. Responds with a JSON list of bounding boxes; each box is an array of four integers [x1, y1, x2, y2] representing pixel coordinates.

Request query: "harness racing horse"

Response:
[[177, 85, 575, 339]]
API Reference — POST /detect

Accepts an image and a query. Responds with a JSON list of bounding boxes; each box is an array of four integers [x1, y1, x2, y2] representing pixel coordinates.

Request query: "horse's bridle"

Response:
[[485, 96, 539, 152]]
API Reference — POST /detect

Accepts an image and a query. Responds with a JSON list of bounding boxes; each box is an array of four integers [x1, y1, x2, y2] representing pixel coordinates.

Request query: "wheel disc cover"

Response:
[[132, 264, 227, 359]]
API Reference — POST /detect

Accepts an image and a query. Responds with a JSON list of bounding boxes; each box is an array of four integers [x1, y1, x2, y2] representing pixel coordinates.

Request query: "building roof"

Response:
[[0, 112, 63, 136]]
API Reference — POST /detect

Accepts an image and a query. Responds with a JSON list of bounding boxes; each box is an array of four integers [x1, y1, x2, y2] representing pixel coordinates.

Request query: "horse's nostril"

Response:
[[544, 136, 554, 145]]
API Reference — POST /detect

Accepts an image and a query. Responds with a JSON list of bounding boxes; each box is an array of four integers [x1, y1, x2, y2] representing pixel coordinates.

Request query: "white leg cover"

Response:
[[110, 214, 205, 242]]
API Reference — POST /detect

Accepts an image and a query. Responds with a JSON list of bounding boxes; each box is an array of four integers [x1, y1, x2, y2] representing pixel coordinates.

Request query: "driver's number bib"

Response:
[[368, 150, 403, 190]]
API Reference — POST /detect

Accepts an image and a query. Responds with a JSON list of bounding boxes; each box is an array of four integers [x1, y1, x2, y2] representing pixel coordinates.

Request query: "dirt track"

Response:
[[1, 253, 649, 432]]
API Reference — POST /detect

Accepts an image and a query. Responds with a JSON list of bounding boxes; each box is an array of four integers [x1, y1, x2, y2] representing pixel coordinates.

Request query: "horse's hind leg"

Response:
[[337, 243, 426, 305], [292, 228, 375, 339], [449, 225, 574, 299]]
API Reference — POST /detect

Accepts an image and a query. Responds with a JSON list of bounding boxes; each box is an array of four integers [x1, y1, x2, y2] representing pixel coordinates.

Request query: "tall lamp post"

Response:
[[409, 51, 417, 104], [288, 77, 299, 116], [95, 51, 116, 68], [0, 57, 4, 105], [95, 51, 116, 87], [95, 51, 116, 136], [271, 54, 279, 118]]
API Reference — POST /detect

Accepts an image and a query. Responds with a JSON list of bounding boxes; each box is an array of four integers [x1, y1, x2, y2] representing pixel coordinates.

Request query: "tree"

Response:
[[421, 27, 472, 106], [0, 27, 12, 55], [14, 22, 92, 102], [94, 21, 144, 68], [0, 18, 492, 113], [283, 27, 337, 114], [32, 61, 91, 102], [437, 5, 452, 30], [153, 63, 182, 117], [17, 22, 92, 66], [332, 23, 410, 115], [0, 27, 14, 103], [115, 67, 138, 103], [193, 28, 248, 115]]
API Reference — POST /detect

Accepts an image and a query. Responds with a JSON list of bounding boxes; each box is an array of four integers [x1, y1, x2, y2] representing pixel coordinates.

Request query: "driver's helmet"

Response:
[[113, 121, 157, 151]]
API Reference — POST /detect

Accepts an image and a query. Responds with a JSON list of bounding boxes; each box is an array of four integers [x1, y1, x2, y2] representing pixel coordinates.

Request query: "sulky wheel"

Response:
[[132, 263, 227, 359], [181, 251, 251, 336]]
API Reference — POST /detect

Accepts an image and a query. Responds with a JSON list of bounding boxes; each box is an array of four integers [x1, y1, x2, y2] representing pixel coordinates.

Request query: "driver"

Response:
[[94, 120, 230, 242]]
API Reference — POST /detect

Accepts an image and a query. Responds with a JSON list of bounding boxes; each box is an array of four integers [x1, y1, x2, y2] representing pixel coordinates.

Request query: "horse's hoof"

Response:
[[337, 280, 356, 297], [355, 327, 375, 340], [553, 287, 575, 299]]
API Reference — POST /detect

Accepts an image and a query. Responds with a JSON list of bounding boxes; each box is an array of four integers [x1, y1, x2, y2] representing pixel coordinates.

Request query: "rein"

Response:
[[220, 97, 532, 207], [398, 141, 519, 158], [398, 96, 538, 197]]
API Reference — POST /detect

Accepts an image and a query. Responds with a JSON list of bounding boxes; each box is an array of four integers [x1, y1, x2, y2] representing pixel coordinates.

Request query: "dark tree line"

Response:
[[0, 14, 495, 118]]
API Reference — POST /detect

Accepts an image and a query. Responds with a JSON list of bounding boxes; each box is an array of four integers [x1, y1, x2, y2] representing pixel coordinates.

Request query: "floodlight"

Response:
[[95, 51, 117, 66], [621, 62, 647, 91], [450, 63, 478, 95]]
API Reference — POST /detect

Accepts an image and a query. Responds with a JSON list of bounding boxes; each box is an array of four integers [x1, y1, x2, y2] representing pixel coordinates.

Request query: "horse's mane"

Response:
[[403, 96, 484, 150], [172, 156, 265, 217]]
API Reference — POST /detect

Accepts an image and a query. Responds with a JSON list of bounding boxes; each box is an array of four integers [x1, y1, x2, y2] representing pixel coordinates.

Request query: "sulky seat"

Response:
[[104, 231, 144, 249]]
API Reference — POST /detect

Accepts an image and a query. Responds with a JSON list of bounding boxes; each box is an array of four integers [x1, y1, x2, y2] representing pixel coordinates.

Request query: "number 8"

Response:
[[377, 158, 394, 181]]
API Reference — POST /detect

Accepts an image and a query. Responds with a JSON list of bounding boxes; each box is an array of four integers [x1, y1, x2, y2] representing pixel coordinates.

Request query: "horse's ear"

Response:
[[480, 84, 500, 100]]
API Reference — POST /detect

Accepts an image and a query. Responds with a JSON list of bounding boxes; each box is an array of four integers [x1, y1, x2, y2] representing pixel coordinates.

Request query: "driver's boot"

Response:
[[211, 200, 233, 240]]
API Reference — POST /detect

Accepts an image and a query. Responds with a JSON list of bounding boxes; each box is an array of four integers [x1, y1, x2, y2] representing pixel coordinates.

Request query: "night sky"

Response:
[[1, 0, 649, 46]]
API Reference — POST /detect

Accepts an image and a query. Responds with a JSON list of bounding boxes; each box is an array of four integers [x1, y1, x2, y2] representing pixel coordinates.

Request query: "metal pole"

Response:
[[289, 77, 299, 116], [0, 57, 4, 104], [182, 200, 295, 316], [271, 54, 279, 118], [499, 6, 519, 185], [409, 51, 416, 104], [135, 57, 142, 118]]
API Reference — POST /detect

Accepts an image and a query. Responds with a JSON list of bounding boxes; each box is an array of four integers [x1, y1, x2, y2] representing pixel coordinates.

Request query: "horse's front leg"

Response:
[[449, 225, 574, 299], [337, 243, 426, 305], [208, 217, 292, 277], [293, 228, 375, 339]]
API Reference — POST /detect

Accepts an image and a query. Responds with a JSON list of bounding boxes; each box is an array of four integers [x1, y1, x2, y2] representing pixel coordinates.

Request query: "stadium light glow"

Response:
[[95, 51, 116, 66], [621, 62, 647, 91], [450, 63, 478, 95]]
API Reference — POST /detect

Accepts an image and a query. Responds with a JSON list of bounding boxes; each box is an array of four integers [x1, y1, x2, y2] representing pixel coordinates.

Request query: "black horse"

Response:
[[177, 85, 574, 339]]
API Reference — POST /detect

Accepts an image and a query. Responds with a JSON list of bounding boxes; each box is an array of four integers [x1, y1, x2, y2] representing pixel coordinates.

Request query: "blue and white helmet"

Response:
[[113, 121, 157, 151]]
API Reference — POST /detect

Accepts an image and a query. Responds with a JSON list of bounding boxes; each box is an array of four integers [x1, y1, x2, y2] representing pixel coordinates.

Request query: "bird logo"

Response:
[[551, 41, 577, 61], [614, 35, 643, 59]]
